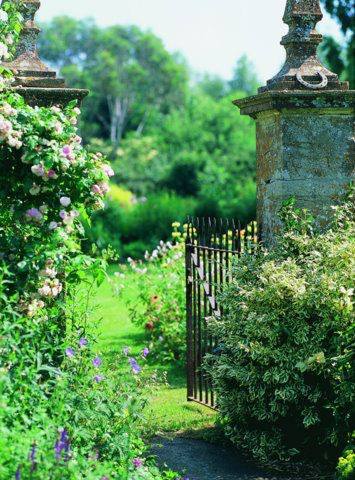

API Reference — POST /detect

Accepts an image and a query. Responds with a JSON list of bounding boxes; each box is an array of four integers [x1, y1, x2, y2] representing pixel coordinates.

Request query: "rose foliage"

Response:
[[0, 2, 180, 479]]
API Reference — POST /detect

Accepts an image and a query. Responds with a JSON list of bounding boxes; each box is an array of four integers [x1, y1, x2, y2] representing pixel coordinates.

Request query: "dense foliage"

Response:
[[37, 17, 258, 256], [0, 2, 181, 478], [207, 194, 354, 470], [321, 0, 354, 88]]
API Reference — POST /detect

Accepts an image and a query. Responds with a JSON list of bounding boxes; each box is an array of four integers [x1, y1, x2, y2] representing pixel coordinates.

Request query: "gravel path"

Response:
[[151, 436, 279, 480]]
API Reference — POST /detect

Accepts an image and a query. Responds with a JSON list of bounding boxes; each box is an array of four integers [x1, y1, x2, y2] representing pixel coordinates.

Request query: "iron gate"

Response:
[[186, 217, 258, 409]]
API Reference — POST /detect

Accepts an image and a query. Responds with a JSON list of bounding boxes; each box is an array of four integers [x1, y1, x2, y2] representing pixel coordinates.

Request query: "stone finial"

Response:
[[3, 0, 88, 107], [4, 0, 64, 87], [260, 0, 349, 92]]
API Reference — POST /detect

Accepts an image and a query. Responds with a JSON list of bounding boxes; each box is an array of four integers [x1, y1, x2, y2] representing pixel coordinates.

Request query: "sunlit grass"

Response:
[[90, 269, 217, 436]]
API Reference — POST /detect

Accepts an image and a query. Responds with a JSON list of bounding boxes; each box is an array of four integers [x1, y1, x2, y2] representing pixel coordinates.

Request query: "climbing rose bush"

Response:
[[0, 3, 180, 479], [207, 193, 354, 470]]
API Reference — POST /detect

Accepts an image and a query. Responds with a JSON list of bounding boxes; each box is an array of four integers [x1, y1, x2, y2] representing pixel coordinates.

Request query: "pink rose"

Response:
[[102, 164, 115, 177], [60, 196, 71, 207]]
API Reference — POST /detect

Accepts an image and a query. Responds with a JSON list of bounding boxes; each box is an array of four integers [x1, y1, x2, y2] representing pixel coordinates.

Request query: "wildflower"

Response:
[[65, 348, 75, 358], [129, 357, 141, 375], [54, 428, 70, 461], [93, 374, 104, 383], [132, 458, 143, 469], [142, 347, 149, 358], [28, 443, 37, 472], [15, 467, 21, 480], [60, 196, 71, 207], [92, 356, 102, 368], [145, 321, 154, 331], [123, 347, 130, 356], [79, 337, 88, 347]]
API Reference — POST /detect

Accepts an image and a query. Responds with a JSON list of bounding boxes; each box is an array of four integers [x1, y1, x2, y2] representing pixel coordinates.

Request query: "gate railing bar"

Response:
[[186, 217, 258, 409]]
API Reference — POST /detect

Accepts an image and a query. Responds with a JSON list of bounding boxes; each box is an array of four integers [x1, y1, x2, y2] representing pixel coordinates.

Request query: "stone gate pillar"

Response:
[[234, 0, 354, 246], [4, 0, 88, 107]]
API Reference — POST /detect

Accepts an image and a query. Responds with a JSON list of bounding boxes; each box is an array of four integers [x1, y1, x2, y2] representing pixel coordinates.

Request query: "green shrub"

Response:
[[120, 193, 195, 258], [207, 194, 355, 466], [337, 439, 355, 480]]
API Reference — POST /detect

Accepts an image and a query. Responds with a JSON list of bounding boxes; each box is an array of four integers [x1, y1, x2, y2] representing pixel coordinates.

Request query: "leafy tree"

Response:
[[148, 91, 256, 222], [39, 18, 189, 146], [321, 0, 354, 88], [319, 35, 346, 77], [196, 73, 229, 100], [229, 55, 260, 96]]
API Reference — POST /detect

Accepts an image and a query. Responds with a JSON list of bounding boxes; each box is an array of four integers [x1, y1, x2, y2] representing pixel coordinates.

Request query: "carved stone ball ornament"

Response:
[[260, 0, 349, 92]]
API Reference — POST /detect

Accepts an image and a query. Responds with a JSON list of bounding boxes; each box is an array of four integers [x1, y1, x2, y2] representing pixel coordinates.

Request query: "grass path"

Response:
[[91, 270, 217, 436]]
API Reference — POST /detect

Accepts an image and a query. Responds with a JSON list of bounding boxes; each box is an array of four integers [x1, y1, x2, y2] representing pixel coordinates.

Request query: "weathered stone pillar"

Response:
[[4, 0, 88, 107], [234, 0, 354, 246]]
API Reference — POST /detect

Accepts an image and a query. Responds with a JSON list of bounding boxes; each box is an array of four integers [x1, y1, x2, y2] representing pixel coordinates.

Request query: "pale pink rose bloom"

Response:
[[61, 145, 72, 157], [49, 221, 58, 230], [60, 197, 71, 207], [47, 169, 57, 179], [91, 184, 102, 195], [102, 164, 115, 177], [31, 164, 45, 177]]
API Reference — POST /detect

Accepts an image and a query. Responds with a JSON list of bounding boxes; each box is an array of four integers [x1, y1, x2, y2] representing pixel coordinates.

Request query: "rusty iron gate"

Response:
[[185, 218, 258, 409]]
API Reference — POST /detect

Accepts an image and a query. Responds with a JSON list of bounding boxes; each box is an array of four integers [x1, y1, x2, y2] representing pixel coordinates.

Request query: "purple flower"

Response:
[[132, 458, 143, 469], [47, 169, 56, 177], [62, 145, 72, 157], [25, 208, 42, 220], [15, 467, 21, 480], [54, 429, 70, 461], [92, 356, 102, 368], [28, 443, 37, 472], [79, 337, 88, 347], [65, 348, 75, 358], [129, 357, 141, 375], [142, 347, 149, 358], [93, 374, 104, 383], [123, 346, 130, 356], [100, 477, 109, 480]]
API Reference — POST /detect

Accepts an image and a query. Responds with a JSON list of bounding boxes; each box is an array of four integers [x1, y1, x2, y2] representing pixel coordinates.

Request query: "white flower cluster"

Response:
[[0, 103, 22, 148], [37, 260, 63, 298], [127, 257, 148, 275], [26, 298, 45, 318], [144, 240, 173, 262]]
